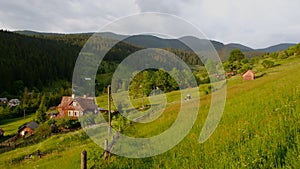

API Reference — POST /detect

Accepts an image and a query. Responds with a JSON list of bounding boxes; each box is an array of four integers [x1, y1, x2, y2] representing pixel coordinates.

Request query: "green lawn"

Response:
[[0, 113, 35, 137]]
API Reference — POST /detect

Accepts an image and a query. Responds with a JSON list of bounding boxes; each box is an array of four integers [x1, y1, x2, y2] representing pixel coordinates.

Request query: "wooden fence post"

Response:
[[81, 150, 87, 169], [104, 139, 110, 159]]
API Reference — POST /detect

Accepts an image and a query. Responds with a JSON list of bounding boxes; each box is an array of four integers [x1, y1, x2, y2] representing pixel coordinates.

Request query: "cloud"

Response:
[[173, 0, 300, 48], [0, 0, 299, 48], [134, 0, 187, 14], [0, 0, 139, 32]]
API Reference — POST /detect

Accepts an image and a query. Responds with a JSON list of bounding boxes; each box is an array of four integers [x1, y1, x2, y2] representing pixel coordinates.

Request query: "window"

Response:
[[68, 110, 73, 116], [74, 111, 79, 117], [73, 102, 77, 106]]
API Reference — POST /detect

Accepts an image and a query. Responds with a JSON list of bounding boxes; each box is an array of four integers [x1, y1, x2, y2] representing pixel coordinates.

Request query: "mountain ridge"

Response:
[[256, 43, 297, 53], [14, 30, 297, 55]]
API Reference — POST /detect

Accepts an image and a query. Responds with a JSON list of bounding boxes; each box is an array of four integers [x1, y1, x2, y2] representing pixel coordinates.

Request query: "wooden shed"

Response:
[[242, 70, 255, 80], [18, 121, 39, 136]]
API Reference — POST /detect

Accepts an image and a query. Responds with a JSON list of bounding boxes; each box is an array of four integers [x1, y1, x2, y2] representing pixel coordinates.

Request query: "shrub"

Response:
[[262, 60, 275, 68], [35, 123, 52, 138], [56, 117, 72, 129], [269, 52, 279, 59], [278, 51, 289, 59], [56, 117, 80, 129]]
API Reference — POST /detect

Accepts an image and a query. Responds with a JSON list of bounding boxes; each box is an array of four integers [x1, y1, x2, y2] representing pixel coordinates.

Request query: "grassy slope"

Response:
[[1, 57, 300, 168], [0, 114, 34, 137], [0, 130, 97, 169]]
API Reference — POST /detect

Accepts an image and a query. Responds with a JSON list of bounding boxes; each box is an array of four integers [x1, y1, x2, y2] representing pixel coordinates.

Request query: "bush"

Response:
[[262, 60, 275, 68], [56, 117, 80, 129], [45, 118, 58, 133], [278, 51, 289, 59], [269, 52, 279, 59], [0, 106, 27, 120], [35, 123, 52, 138], [56, 117, 72, 129]]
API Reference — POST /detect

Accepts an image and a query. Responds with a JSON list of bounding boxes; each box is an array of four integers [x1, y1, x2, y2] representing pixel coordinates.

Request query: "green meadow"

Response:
[[0, 114, 34, 139], [1, 56, 300, 168]]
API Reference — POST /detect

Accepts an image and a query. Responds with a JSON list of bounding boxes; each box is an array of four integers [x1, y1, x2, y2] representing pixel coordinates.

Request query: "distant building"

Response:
[[57, 95, 99, 118], [18, 121, 39, 136], [8, 99, 21, 107], [0, 98, 8, 105], [242, 70, 255, 80], [226, 71, 237, 78]]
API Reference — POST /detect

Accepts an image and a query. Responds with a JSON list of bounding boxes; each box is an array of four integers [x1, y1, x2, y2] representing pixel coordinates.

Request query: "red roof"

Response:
[[57, 96, 74, 108], [57, 96, 97, 118]]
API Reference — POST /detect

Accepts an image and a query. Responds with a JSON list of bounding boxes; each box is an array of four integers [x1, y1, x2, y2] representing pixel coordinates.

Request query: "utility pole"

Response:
[[24, 109, 25, 119], [107, 85, 111, 135]]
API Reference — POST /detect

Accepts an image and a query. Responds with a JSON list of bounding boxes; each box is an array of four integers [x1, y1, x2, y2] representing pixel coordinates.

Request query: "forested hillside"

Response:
[[0, 30, 204, 97], [0, 30, 80, 97], [0, 31, 140, 97], [0, 30, 296, 98]]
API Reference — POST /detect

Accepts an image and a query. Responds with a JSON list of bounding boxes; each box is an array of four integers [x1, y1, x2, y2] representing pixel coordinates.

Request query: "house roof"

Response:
[[57, 96, 82, 111], [0, 98, 7, 101], [26, 121, 39, 130], [18, 121, 39, 133], [8, 99, 21, 106], [58, 96, 74, 108], [58, 96, 97, 112], [75, 97, 97, 111], [9, 99, 20, 103]]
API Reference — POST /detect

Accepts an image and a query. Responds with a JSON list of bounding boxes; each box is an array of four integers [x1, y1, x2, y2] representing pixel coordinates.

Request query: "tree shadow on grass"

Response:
[[274, 63, 281, 67], [255, 73, 266, 79]]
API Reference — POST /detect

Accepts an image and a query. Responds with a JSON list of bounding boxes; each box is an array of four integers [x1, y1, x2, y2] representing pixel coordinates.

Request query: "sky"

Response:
[[0, 0, 299, 49]]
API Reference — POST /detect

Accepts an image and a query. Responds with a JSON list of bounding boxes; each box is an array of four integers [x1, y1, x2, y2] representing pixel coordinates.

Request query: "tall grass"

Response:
[[90, 58, 300, 168]]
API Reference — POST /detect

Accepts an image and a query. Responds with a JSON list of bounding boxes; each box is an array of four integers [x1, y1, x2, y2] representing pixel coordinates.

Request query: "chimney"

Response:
[[72, 94, 75, 99], [83, 94, 86, 98]]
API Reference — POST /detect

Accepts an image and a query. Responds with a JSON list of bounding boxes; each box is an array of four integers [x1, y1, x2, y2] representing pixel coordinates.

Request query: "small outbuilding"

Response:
[[226, 71, 237, 78], [0, 98, 8, 105], [18, 121, 39, 136], [242, 70, 255, 80], [8, 99, 21, 107]]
